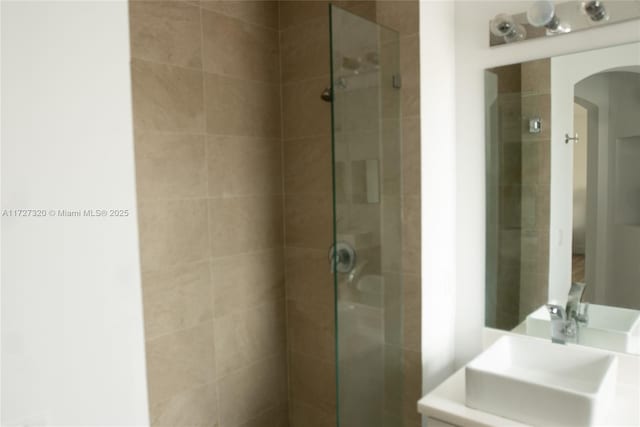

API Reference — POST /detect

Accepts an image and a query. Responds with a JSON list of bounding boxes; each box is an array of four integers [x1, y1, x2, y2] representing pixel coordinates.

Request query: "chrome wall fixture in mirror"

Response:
[[490, 0, 640, 46], [485, 42, 640, 355]]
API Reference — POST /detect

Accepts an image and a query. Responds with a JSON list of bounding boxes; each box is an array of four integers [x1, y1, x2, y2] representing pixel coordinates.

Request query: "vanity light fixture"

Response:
[[488, 0, 639, 46], [490, 13, 527, 43], [582, 1, 609, 22], [527, 0, 571, 34]]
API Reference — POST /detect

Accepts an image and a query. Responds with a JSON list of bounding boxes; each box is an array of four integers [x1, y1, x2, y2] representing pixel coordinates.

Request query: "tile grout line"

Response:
[[133, 124, 339, 141], [144, 292, 286, 345], [141, 246, 289, 274], [200, 4, 280, 33], [193, 4, 224, 426], [139, 243, 288, 275], [137, 194, 286, 204], [131, 56, 282, 86], [281, 73, 332, 87], [275, 3, 296, 424], [134, 127, 285, 140]]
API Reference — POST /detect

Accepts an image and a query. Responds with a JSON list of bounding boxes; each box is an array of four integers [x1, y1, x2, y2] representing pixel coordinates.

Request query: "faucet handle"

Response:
[[569, 282, 587, 301]]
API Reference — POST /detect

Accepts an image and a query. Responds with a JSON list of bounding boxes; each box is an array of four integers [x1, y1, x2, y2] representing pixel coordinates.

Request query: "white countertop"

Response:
[[418, 328, 640, 427]]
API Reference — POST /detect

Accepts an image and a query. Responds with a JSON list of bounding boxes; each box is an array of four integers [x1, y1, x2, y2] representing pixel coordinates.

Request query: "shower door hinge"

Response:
[[392, 74, 402, 89]]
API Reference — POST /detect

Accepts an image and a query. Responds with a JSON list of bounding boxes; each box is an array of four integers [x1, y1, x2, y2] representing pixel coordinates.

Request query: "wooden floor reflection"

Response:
[[572, 255, 585, 283]]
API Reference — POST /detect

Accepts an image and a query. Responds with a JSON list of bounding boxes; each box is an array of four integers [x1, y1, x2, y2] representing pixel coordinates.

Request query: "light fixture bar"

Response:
[[489, 0, 640, 47]]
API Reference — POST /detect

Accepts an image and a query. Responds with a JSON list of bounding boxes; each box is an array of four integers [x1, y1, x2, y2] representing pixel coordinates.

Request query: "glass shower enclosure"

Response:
[[329, 6, 405, 426]]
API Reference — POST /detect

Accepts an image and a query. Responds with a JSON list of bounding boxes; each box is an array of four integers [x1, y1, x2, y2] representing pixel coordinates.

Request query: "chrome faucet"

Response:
[[546, 282, 589, 344], [547, 304, 577, 344]]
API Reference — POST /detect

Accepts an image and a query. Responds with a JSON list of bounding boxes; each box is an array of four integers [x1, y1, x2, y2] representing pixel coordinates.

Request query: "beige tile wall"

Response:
[[131, 1, 421, 426], [129, 1, 288, 426], [279, 2, 337, 425], [376, 2, 422, 426]]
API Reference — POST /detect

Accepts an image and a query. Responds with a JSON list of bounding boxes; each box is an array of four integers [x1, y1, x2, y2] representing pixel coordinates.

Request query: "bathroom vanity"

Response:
[[420, 8, 640, 427], [418, 329, 640, 427]]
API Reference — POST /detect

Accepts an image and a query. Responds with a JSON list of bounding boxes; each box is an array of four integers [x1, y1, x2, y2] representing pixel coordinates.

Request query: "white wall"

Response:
[[572, 103, 588, 254], [419, 0, 457, 396], [573, 69, 640, 309], [575, 74, 610, 303], [1, 1, 149, 425], [607, 71, 640, 308], [453, 1, 640, 366]]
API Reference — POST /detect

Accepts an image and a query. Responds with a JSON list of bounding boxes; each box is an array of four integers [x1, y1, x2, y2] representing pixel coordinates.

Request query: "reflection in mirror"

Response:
[[485, 59, 551, 331], [571, 101, 588, 284], [485, 42, 640, 355], [573, 70, 640, 309]]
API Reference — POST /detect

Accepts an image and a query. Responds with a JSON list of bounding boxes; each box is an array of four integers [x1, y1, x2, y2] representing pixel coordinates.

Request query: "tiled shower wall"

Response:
[[279, 1, 340, 425], [130, 1, 421, 426], [376, 3, 422, 425], [130, 1, 288, 426]]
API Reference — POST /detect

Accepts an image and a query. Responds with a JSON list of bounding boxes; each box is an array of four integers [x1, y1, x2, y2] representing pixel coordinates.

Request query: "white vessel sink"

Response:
[[526, 304, 640, 354], [466, 335, 618, 426]]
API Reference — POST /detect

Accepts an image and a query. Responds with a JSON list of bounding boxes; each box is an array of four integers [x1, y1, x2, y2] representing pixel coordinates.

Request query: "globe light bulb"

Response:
[[582, 1, 609, 22], [527, 0, 571, 34], [527, 0, 556, 27], [490, 13, 527, 43]]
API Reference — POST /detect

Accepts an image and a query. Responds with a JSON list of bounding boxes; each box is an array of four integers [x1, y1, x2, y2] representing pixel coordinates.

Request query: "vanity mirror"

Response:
[[485, 42, 640, 355]]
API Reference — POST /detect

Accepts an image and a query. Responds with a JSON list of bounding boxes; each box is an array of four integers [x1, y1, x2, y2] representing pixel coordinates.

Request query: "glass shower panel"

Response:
[[329, 6, 404, 427]]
